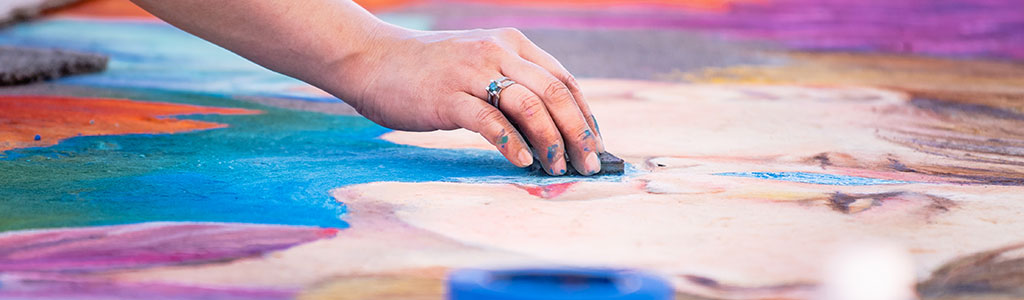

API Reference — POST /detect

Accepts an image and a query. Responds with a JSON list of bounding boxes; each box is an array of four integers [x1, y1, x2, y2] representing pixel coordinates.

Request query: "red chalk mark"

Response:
[[316, 227, 342, 238], [514, 182, 579, 199], [0, 96, 261, 153]]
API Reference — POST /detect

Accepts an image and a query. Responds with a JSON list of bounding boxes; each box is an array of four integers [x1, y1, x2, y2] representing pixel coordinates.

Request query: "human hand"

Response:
[[328, 26, 605, 176]]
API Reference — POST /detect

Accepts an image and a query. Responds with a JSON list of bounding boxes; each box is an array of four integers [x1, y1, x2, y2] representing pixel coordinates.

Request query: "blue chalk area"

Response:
[[0, 18, 427, 102], [0, 88, 632, 231], [715, 171, 912, 186]]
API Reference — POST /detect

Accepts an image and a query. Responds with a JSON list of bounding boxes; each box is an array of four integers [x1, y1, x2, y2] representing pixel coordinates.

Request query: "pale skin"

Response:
[[129, 0, 605, 176]]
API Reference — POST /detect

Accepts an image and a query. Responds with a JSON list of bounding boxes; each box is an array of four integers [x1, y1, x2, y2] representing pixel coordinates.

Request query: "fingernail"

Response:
[[518, 149, 533, 166], [585, 152, 601, 175], [552, 157, 567, 176]]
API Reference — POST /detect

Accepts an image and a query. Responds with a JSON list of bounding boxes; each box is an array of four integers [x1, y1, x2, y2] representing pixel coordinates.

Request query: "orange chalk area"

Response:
[[355, 0, 423, 11], [50, 0, 156, 19], [48, 0, 415, 18], [49, 0, 419, 17], [0, 96, 261, 153], [50, 0, 756, 18]]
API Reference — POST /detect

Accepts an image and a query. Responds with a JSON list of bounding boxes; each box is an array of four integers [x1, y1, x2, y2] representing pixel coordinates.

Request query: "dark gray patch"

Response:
[[825, 191, 953, 214], [679, 274, 815, 295], [519, 29, 782, 79], [813, 152, 832, 168], [911, 98, 1024, 122], [919, 242, 1024, 299], [878, 96, 1024, 185], [827, 191, 901, 214], [388, 3, 781, 79], [684, 275, 721, 288], [888, 157, 913, 172], [0, 0, 78, 27], [0, 46, 108, 86]]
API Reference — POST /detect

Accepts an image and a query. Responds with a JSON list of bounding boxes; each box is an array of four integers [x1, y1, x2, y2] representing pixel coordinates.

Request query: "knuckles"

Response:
[[542, 80, 575, 106], [563, 74, 581, 92], [474, 105, 507, 126], [469, 37, 503, 53], [494, 27, 526, 41], [515, 93, 546, 118]]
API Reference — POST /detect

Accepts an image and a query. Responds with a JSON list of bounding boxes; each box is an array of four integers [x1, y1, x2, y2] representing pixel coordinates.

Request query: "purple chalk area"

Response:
[[0, 275, 295, 300], [0, 222, 338, 272]]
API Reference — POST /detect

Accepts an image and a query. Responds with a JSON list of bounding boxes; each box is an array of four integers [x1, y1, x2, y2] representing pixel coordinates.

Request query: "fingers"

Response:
[[501, 59, 601, 176], [515, 35, 605, 152], [496, 84, 568, 176], [448, 92, 534, 168]]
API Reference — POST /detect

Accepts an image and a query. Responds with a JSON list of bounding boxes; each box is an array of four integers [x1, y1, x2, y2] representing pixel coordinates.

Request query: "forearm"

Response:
[[129, 0, 394, 99]]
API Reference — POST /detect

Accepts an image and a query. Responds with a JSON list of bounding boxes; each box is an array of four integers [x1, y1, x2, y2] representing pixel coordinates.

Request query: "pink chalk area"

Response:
[[439, 0, 1024, 60]]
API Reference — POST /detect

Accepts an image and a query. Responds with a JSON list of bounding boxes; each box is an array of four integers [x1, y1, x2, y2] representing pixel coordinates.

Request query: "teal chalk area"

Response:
[[714, 172, 912, 186], [378, 13, 434, 31], [0, 19, 323, 101]]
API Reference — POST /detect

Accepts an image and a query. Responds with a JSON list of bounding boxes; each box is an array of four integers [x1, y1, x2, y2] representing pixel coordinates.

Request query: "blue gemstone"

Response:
[[489, 81, 498, 92]]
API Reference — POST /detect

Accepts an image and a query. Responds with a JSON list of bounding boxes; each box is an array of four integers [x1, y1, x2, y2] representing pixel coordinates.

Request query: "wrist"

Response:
[[309, 20, 410, 108]]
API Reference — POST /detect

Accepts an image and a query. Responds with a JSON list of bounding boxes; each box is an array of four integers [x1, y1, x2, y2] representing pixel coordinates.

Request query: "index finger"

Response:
[[447, 92, 534, 168]]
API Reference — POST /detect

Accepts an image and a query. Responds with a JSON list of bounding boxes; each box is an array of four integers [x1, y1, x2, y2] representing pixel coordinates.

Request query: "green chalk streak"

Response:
[[378, 13, 435, 31]]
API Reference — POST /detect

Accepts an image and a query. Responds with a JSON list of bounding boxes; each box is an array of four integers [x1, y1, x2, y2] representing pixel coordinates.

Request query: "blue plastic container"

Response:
[[448, 268, 673, 300]]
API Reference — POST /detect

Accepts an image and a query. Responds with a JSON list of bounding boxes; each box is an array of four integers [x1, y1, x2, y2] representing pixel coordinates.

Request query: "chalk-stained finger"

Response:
[[496, 83, 567, 176], [448, 92, 533, 167]]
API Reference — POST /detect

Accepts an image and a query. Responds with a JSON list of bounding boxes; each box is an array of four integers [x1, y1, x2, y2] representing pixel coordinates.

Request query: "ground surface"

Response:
[[1, 0, 1024, 299]]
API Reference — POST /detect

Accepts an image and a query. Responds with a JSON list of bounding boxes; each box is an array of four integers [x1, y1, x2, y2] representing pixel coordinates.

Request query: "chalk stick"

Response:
[[0, 46, 108, 86], [527, 151, 625, 176], [509, 117, 623, 176]]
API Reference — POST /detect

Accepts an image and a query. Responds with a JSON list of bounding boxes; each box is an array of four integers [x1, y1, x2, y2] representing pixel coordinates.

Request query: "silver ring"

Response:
[[486, 76, 516, 108]]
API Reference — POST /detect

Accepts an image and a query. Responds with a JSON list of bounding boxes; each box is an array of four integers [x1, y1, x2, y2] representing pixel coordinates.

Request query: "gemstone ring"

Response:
[[486, 76, 516, 108]]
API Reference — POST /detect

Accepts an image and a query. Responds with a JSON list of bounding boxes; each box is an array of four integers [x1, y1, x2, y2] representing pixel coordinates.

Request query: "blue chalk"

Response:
[[448, 268, 673, 300], [34, 135, 41, 141], [714, 171, 912, 186]]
